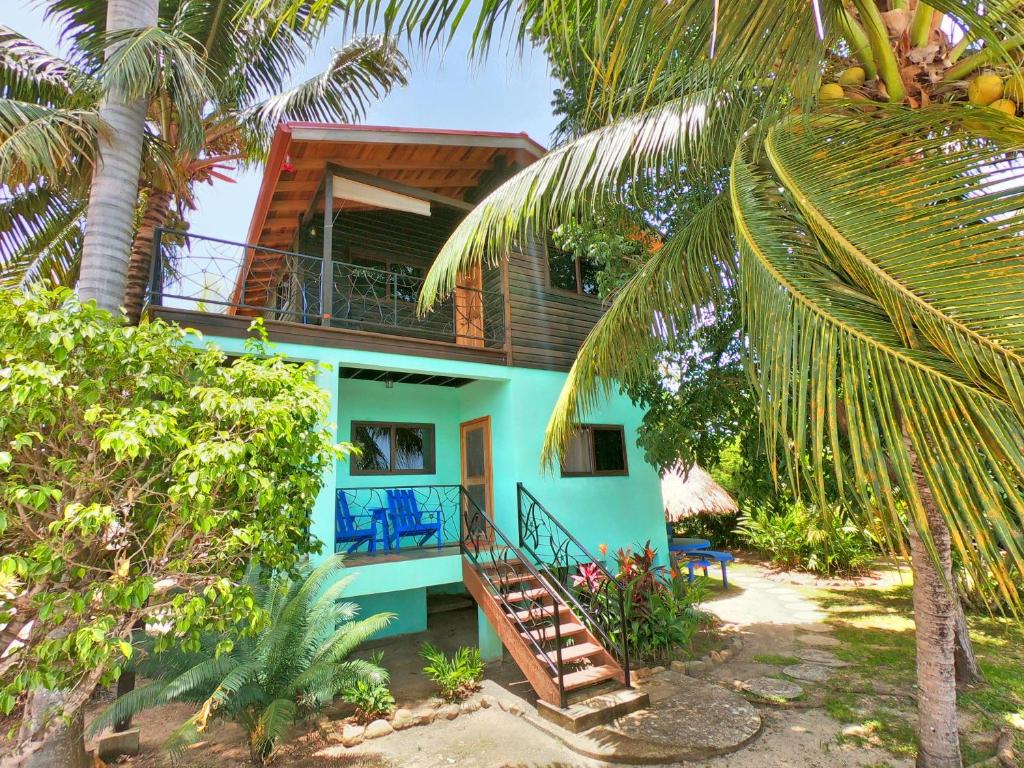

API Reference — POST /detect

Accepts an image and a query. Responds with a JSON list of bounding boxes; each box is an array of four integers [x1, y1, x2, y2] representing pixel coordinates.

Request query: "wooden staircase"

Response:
[[462, 554, 626, 708]]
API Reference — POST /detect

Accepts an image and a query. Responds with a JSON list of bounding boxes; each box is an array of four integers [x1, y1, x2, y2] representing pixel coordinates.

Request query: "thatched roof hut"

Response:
[[661, 464, 738, 521]]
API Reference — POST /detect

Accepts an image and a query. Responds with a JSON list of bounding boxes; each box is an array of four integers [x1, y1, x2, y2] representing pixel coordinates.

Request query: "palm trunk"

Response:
[[3, 690, 89, 768], [904, 432, 963, 768], [124, 189, 172, 323], [953, 603, 983, 688], [78, 0, 160, 313]]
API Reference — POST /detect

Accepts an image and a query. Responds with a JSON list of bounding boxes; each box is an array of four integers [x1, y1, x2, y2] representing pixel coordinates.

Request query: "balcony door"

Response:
[[460, 416, 493, 538]]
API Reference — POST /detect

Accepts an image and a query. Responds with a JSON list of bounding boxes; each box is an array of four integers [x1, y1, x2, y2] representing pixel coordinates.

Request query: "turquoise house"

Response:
[[149, 123, 667, 710]]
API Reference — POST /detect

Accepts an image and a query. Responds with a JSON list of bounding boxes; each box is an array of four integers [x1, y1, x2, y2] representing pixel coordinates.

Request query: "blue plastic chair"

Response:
[[335, 491, 378, 553], [385, 489, 443, 551]]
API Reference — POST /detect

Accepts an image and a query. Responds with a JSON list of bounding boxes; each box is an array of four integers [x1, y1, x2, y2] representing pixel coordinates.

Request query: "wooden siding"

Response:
[[505, 237, 605, 371]]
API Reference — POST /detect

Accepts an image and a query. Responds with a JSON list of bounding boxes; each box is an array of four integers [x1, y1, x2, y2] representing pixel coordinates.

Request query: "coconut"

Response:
[[968, 73, 1004, 106], [818, 83, 845, 101], [838, 67, 866, 86], [991, 98, 1018, 116]]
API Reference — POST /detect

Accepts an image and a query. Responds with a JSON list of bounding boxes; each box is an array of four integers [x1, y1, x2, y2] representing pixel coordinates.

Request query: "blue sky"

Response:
[[7, 2, 558, 242]]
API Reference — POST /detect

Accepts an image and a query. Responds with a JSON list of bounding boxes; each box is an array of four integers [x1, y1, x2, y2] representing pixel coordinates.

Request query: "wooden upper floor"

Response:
[[148, 124, 605, 371]]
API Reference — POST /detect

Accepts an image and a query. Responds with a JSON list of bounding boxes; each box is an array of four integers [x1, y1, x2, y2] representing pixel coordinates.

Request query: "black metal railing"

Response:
[[147, 228, 505, 347], [336, 485, 465, 553], [459, 494, 570, 707], [516, 483, 631, 688]]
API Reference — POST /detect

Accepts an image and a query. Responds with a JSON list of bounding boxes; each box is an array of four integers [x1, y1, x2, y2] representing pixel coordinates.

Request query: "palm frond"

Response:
[[763, 107, 1024, 424], [732, 130, 1024, 609], [252, 698, 298, 758], [0, 25, 96, 107], [87, 680, 172, 736], [418, 91, 753, 311], [99, 26, 216, 156], [0, 183, 86, 289], [243, 35, 408, 153], [541, 190, 736, 466], [0, 100, 101, 186]]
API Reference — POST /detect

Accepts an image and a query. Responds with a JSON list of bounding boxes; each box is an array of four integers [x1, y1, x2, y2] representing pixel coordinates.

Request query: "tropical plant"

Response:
[[343, 679, 396, 723], [670, 512, 743, 550], [419, 644, 484, 702], [574, 542, 706, 662], [274, 2, 1024, 763], [0, 287, 347, 766], [737, 501, 880, 576], [0, 1, 408, 318], [91, 556, 392, 765]]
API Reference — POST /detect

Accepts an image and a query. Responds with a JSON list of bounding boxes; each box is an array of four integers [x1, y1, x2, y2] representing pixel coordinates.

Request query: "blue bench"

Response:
[[682, 550, 734, 589], [385, 489, 443, 551]]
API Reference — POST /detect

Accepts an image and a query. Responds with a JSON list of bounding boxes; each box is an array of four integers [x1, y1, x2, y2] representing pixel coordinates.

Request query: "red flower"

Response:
[[572, 562, 606, 592]]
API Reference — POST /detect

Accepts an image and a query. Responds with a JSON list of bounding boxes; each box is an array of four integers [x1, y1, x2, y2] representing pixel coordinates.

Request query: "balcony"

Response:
[[146, 228, 506, 352]]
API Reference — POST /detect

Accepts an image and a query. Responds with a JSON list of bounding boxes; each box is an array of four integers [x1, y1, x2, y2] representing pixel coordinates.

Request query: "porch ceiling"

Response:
[[339, 365, 473, 388]]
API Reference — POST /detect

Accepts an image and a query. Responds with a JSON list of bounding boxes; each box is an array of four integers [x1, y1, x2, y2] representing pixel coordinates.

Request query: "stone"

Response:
[[728, 636, 744, 651], [460, 698, 481, 714], [796, 622, 832, 634], [632, 666, 652, 680], [507, 701, 525, 716], [364, 719, 394, 739], [708, 650, 726, 663], [438, 704, 461, 720], [97, 728, 140, 761], [795, 648, 850, 667], [797, 633, 841, 648], [341, 723, 365, 748], [783, 663, 832, 683], [479, 695, 496, 709], [649, 665, 666, 675], [684, 660, 707, 676], [741, 676, 804, 701], [391, 708, 415, 730], [670, 660, 687, 673], [412, 706, 436, 726]]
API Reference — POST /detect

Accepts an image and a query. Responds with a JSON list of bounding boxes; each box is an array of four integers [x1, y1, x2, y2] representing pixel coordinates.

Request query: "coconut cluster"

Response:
[[966, 72, 1024, 116], [817, 66, 1024, 117]]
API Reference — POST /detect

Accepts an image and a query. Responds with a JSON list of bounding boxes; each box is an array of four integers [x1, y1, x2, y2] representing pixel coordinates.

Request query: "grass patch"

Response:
[[814, 581, 1024, 762], [752, 653, 800, 666]]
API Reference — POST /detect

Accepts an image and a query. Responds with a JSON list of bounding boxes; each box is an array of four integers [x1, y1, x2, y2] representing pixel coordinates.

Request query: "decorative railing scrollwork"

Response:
[[516, 482, 631, 687]]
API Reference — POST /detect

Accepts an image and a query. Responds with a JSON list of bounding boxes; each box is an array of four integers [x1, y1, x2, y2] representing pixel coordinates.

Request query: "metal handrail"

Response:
[[516, 482, 631, 688], [458, 488, 568, 707]]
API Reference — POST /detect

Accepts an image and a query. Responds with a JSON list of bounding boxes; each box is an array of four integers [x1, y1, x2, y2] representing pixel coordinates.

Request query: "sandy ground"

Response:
[[91, 558, 910, 768]]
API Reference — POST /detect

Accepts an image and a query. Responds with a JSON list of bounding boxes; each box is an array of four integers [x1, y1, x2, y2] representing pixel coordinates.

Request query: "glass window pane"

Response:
[[353, 424, 391, 471], [465, 427, 485, 477], [579, 257, 600, 297], [593, 428, 626, 472], [562, 430, 592, 474], [548, 247, 579, 292], [394, 427, 428, 470]]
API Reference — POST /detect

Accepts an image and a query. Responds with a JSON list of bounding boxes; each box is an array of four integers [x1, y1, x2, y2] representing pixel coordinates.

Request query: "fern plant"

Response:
[[90, 555, 393, 765], [420, 644, 484, 702]]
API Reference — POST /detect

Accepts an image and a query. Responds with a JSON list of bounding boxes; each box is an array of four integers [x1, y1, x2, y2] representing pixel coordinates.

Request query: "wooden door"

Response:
[[454, 264, 485, 348], [460, 416, 493, 537]]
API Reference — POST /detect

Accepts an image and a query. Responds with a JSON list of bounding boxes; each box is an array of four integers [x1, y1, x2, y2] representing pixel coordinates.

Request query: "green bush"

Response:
[[342, 679, 396, 723], [420, 644, 484, 702], [92, 556, 392, 765], [0, 288, 346, 742], [736, 501, 878, 576]]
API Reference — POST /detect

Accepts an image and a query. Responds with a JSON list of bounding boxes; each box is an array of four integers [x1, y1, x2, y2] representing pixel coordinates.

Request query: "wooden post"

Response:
[[321, 176, 334, 325]]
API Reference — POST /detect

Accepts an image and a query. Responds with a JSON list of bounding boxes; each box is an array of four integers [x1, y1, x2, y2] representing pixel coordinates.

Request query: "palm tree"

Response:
[[264, 2, 1024, 765], [0, 1, 408, 320], [77, 0, 159, 312], [89, 556, 393, 766]]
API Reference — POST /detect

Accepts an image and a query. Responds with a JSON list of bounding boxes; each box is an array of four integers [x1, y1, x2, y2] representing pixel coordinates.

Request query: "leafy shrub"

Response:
[[420, 644, 484, 702], [343, 679, 395, 723], [736, 501, 878, 576], [92, 556, 392, 765], [670, 512, 743, 549], [0, 288, 346, 746], [575, 542, 707, 664]]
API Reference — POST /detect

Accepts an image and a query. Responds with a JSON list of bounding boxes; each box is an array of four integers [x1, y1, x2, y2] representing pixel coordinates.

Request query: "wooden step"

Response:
[[497, 587, 550, 604], [537, 642, 604, 665], [560, 664, 620, 692], [509, 603, 568, 623], [522, 621, 587, 643], [493, 572, 537, 587]]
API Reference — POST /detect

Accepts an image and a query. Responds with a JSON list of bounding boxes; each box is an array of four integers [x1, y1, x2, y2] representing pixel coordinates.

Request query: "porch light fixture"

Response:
[[384, 374, 394, 389]]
